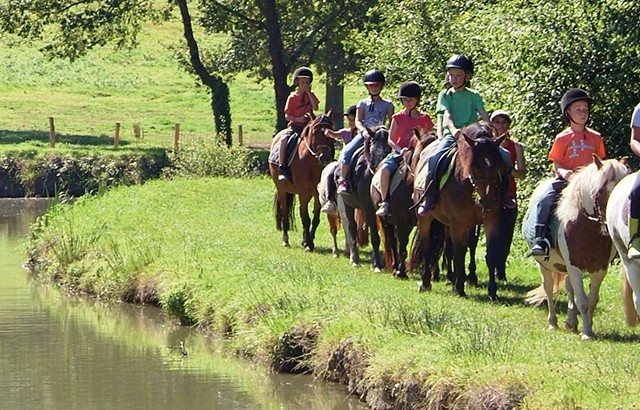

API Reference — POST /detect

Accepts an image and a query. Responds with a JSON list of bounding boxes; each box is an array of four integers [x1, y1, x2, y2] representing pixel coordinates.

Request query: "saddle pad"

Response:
[[268, 133, 301, 165], [413, 149, 457, 192], [371, 163, 406, 196], [521, 183, 561, 249]]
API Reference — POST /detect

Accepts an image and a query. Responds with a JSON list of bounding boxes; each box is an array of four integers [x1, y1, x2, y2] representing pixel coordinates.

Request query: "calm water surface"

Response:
[[0, 199, 366, 409]]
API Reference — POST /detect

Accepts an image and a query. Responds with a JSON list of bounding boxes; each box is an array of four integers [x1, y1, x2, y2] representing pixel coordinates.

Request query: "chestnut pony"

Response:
[[269, 112, 335, 251], [410, 122, 506, 300]]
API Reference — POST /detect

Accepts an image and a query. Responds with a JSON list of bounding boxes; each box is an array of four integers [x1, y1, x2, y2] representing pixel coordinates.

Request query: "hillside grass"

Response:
[[0, 15, 366, 152], [27, 177, 640, 409]]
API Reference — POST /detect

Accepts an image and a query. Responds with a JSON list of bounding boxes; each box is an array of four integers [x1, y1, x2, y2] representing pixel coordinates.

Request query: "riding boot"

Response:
[[278, 165, 291, 182], [417, 179, 436, 216], [530, 224, 550, 256], [376, 201, 390, 217], [628, 217, 640, 259]]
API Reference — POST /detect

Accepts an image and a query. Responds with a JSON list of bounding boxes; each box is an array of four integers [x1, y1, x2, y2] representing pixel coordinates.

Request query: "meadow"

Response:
[[27, 177, 640, 409]]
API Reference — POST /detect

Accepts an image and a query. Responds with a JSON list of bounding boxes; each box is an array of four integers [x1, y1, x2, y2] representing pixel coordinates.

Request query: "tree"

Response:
[[199, 0, 377, 131]]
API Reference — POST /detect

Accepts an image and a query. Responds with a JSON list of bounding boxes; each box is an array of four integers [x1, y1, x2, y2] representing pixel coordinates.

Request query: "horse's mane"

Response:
[[556, 158, 628, 222]]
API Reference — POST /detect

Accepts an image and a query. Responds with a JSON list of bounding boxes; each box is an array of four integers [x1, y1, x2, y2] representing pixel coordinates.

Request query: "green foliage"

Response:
[[166, 137, 264, 178]]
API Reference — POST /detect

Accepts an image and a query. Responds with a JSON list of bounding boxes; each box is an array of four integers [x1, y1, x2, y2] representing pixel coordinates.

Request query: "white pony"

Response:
[[606, 171, 640, 327], [523, 156, 629, 339]]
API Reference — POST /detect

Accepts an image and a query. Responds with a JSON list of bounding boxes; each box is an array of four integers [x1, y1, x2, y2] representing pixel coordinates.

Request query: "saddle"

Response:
[[522, 191, 562, 250], [268, 130, 300, 166], [415, 145, 457, 192]]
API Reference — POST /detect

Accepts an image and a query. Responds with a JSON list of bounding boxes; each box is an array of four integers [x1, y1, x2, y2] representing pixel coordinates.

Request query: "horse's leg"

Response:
[[450, 230, 469, 297], [540, 266, 558, 330], [467, 225, 479, 286], [369, 211, 384, 272], [307, 193, 321, 251], [277, 191, 290, 247], [384, 222, 400, 277], [564, 272, 579, 334], [329, 214, 340, 258], [583, 269, 606, 340], [444, 237, 455, 284], [298, 193, 313, 251], [416, 216, 434, 292], [397, 222, 411, 280], [338, 199, 359, 266]]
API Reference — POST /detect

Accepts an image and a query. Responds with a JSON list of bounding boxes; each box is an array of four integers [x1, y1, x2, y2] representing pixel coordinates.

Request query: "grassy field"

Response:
[[27, 177, 640, 409], [0, 16, 366, 151]]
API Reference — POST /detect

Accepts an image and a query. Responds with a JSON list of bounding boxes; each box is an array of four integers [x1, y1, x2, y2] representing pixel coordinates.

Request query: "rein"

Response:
[[302, 120, 332, 161], [585, 193, 609, 234]]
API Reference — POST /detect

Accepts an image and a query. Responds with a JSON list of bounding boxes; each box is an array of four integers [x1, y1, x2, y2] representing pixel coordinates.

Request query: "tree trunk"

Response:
[[260, 0, 290, 132], [323, 40, 346, 129], [176, 0, 232, 145]]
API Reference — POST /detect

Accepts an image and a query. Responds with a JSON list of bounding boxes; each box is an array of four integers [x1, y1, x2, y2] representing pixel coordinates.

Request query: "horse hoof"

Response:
[[565, 322, 578, 333], [488, 294, 500, 302], [418, 283, 432, 292], [394, 271, 408, 280], [305, 246, 312, 252], [332, 252, 339, 258], [282, 242, 290, 248], [351, 262, 359, 268], [373, 267, 382, 273], [548, 324, 558, 331], [580, 333, 594, 341]]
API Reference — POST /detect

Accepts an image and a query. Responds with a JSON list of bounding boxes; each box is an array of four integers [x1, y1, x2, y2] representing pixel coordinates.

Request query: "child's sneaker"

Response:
[[337, 180, 349, 194], [375, 202, 390, 216], [321, 201, 337, 214]]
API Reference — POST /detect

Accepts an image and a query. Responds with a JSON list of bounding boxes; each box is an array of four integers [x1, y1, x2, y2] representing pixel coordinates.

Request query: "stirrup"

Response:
[[627, 235, 640, 259], [529, 238, 550, 257]]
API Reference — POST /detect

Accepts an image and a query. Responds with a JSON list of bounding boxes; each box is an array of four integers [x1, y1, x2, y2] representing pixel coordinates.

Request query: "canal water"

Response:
[[0, 199, 366, 409]]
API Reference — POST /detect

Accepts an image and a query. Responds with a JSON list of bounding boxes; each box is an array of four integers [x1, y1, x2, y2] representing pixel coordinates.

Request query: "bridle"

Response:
[[585, 190, 609, 235], [303, 116, 333, 161]]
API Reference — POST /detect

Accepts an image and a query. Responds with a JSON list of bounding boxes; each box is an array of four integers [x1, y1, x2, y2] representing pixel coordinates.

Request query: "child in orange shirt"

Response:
[[277, 67, 320, 181], [530, 88, 606, 256]]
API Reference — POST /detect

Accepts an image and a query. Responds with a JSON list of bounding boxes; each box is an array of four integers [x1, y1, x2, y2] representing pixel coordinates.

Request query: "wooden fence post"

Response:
[[238, 124, 243, 146], [174, 123, 180, 151], [114, 121, 121, 149], [48, 116, 56, 148]]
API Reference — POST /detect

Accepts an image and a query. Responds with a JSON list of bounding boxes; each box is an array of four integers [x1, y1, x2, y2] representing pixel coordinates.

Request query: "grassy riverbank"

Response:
[[26, 177, 640, 409]]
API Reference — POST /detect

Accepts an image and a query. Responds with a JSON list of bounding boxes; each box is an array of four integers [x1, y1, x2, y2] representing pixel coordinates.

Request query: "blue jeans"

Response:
[[339, 132, 365, 165]]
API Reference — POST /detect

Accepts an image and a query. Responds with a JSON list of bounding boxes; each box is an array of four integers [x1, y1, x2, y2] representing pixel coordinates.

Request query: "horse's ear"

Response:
[[620, 156, 630, 167], [592, 154, 603, 169], [494, 134, 506, 147], [463, 133, 476, 147]]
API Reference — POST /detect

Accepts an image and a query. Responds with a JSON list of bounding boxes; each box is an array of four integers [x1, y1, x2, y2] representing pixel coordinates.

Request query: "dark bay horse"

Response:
[[411, 122, 506, 300], [371, 129, 436, 278], [337, 126, 390, 270], [269, 112, 335, 251]]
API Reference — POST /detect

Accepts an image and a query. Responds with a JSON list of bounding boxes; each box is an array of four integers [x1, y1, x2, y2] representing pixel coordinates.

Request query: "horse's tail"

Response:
[[622, 267, 640, 327], [355, 209, 369, 247], [409, 228, 424, 271], [525, 272, 565, 306], [273, 192, 296, 231]]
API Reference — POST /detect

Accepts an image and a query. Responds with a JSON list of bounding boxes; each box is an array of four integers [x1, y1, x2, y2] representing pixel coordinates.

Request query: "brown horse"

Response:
[[411, 122, 506, 300], [269, 112, 335, 251], [371, 128, 436, 278]]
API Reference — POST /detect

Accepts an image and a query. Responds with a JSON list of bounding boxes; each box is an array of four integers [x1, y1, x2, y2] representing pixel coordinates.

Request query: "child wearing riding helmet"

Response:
[[529, 88, 606, 256], [336, 69, 394, 193], [416, 54, 515, 215], [320, 105, 358, 214], [375, 81, 434, 216], [277, 66, 320, 181], [628, 102, 640, 258]]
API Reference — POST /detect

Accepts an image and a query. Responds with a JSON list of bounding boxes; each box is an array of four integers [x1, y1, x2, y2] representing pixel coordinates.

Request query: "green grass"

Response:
[[27, 176, 640, 409], [0, 15, 371, 151]]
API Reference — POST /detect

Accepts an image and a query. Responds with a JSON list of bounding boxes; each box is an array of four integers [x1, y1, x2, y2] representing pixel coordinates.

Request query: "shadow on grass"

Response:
[[0, 129, 129, 147]]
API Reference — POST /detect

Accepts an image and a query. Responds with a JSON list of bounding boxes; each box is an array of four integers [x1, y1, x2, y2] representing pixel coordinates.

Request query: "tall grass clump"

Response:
[[166, 137, 265, 178]]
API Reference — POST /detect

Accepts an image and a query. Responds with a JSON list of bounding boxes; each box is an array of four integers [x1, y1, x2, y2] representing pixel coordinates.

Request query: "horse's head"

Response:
[[367, 126, 391, 170], [459, 122, 505, 212], [303, 110, 335, 165]]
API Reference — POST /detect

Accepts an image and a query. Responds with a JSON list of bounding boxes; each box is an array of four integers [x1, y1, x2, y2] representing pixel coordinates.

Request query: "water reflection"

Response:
[[0, 199, 366, 409]]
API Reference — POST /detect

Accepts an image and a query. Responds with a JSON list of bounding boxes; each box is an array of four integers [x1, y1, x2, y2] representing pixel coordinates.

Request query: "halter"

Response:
[[467, 169, 502, 211], [585, 191, 609, 235]]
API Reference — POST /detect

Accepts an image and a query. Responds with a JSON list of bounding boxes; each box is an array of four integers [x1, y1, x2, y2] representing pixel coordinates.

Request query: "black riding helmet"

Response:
[[561, 88, 592, 119], [446, 54, 474, 75], [397, 81, 422, 99], [363, 69, 386, 84], [344, 105, 357, 117], [293, 66, 313, 83]]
